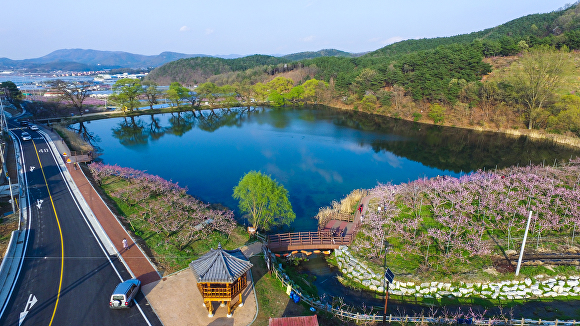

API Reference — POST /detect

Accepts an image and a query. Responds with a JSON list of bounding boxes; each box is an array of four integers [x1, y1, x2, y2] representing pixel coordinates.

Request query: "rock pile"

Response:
[[334, 246, 580, 300]]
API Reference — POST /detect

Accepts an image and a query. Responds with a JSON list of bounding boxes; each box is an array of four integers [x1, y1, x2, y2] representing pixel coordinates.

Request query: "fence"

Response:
[[267, 231, 353, 251], [267, 259, 577, 325]]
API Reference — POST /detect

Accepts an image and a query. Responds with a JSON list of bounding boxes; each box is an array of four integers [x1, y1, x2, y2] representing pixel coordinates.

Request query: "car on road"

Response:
[[29, 124, 39, 131], [19, 120, 29, 127], [21, 132, 31, 141], [109, 279, 141, 309]]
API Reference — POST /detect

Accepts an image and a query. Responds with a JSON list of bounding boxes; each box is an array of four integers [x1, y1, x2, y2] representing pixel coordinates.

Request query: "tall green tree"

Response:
[[233, 171, 295, 231], [166, 82, 190, 108], [111, 78, 143, 112], [0, 81, 23, 103], [195, 82, 218, 106], [142, 81, 162, 110], [509, 45, 572, 129]]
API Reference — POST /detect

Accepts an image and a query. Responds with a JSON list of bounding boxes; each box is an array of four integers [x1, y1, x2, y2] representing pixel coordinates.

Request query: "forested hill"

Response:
[[146, 54, 289, 85], [282, 49, 354, 61], [147, 50, 356, 84], [367, 4, 576, 57]]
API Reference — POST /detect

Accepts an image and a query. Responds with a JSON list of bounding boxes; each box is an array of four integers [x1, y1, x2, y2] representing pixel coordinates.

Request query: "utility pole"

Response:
[[515, 211, 533, 276]]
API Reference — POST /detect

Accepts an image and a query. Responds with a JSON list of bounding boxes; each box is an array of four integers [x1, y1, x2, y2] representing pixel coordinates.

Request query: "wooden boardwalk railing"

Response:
[[267, 231, 353, 252]]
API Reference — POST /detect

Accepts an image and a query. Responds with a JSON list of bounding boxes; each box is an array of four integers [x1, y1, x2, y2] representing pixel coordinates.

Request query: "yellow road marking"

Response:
[[31, 139, 65, 326]]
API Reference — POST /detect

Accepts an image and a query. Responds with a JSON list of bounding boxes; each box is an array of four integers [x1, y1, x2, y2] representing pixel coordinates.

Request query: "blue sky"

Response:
[[0, 0, 571, 59]]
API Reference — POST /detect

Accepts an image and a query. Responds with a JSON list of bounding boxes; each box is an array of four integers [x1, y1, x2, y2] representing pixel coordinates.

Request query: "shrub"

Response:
[[428, 104, 446, 124]]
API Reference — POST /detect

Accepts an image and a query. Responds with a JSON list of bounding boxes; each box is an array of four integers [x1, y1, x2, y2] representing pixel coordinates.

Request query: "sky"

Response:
[[0, 0, 573, 60]]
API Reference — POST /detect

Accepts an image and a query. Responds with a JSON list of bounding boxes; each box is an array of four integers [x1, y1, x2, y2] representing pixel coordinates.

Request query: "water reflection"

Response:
[[103, 107, 579, 173], [72, 106, 580, 231]]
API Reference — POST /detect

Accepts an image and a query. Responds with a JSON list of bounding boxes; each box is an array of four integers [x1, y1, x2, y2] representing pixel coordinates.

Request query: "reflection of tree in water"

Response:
[[329, 110, 580, 173], [112, 116, 149, 147], [196, 107, 258, 132], [166, 111, 195, 137], [147, 114, 164, 141], [108, 107, 260, 144], [68, 121, 102, 153]]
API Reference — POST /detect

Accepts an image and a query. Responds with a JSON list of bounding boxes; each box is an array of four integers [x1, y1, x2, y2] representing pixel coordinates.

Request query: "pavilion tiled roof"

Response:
[[189, 244, 253, 283]]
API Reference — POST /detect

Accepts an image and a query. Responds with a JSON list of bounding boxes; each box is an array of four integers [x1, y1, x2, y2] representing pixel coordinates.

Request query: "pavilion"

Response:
[[189, 244, 253, 317]]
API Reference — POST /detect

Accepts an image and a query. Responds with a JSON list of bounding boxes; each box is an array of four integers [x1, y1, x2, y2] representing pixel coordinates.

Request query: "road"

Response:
[[0, 120, 162, 325]]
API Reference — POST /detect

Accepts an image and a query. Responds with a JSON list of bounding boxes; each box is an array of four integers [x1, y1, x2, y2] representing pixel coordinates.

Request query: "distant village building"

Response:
[[189, 243, 253, 318], [43, 91, 65, 97]]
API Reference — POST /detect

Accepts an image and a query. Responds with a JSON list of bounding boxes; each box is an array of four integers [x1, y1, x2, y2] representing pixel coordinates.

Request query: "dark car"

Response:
[[19, 120, 29, 127], [109, 279, 141, 309]]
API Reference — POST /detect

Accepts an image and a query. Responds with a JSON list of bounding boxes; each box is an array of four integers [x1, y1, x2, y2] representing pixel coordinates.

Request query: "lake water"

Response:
[[72, 106, 580, 231]]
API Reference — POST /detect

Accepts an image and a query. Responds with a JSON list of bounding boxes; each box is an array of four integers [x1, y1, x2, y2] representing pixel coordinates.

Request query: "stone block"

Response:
[[370, 285, 377, 291], [420, 282, 430, 288], [430, 281, 438, 287], [377, 286, 384, 292], [362, 280, 371, 287], [531, 289, 543, 296], [567, 280, 579, 287], [524, 278, 532, 286]]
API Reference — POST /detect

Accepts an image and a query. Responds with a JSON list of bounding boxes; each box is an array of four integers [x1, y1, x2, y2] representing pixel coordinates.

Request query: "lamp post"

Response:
[[382, 240, 389, 325]]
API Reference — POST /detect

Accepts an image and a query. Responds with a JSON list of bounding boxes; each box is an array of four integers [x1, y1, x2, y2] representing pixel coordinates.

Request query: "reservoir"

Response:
[[72, 106, 580, 231]]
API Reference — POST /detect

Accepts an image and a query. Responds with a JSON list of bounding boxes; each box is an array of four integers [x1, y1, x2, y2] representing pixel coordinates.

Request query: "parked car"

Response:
[[21, 132, 31, 141], [109, 279, 141, 309], [29, 124, 39, 131]]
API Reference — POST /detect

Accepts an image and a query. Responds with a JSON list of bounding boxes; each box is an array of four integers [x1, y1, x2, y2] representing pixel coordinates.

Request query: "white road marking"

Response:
[[18, 294, 37, 326], [29, 166, 35, 172], [36, 199, 43, 210]]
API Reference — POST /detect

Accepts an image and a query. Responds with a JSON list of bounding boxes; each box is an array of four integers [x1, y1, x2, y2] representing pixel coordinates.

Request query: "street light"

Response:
[[382, 240, 390, 325]]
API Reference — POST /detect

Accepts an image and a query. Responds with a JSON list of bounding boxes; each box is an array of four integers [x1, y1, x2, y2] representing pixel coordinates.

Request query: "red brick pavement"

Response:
[[67, 165, 161, 285]]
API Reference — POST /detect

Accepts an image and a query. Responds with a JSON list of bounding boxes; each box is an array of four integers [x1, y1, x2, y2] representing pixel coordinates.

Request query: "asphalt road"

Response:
[[0, 120, 162, 326]]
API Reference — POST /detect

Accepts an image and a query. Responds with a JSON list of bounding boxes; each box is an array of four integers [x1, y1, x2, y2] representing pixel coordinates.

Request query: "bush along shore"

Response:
[[87, 162, 248, 272]]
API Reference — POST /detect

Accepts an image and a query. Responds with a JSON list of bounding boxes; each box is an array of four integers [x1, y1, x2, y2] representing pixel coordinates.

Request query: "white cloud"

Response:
[[205, 28, 214, 35], [300, 35, 315, 42], [179, 26, 190, 32]]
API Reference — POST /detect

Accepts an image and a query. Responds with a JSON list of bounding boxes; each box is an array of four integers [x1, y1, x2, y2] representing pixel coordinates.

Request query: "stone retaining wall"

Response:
[[335, 246, 580, 300]]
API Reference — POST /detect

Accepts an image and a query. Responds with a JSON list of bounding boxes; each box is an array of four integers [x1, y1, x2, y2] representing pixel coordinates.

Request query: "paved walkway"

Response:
[[142, 242, 261, 326], [43, 127, 161, 285]]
